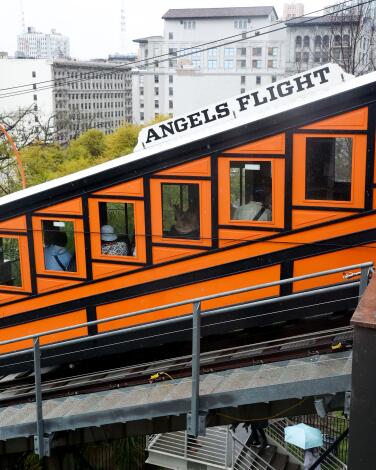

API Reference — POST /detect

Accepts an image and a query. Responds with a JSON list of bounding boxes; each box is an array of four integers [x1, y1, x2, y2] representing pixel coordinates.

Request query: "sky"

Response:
[[0, 0, 331, 60]]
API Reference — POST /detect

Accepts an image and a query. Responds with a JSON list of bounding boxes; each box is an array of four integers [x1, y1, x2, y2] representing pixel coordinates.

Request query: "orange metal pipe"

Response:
[[0, 124, 27, 189]]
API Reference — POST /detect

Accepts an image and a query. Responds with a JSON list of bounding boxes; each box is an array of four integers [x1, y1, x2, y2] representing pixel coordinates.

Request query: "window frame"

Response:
[[292, 133, 367, 209], [218, 157, 285, 228], [88, 198, 146, 264], [0, 234, 31, 292], [33, 216, 86, 278], [150, 178, 212, 247]]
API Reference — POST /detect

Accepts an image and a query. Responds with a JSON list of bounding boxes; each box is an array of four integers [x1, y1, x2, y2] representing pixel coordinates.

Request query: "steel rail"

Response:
[[0, 261, 370, 354]]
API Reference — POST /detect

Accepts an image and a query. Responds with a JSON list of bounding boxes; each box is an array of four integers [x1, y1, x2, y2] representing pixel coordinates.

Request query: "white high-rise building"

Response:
[[17, 27, 70, 59], [132, 7, 286, 124], [0, 58, 133, 144]]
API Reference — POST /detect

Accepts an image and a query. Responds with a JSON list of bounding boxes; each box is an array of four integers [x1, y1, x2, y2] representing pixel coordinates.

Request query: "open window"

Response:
[[88, 198, 146, 263], [42, 220, 77, 272], [0, 235, 31, 292], [162, 183, 200, 240], [218, 157, 285, 228], [150, 178, 211, 246], [98, 201, 135, 256], [33, 216, 86, 278], [0, 237, 21, 287], [230, 161, 272, 221], [293, 133, 367, 208]]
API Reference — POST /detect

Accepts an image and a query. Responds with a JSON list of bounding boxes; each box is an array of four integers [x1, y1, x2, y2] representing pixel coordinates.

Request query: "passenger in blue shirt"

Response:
[[44, 230, 73, 271]]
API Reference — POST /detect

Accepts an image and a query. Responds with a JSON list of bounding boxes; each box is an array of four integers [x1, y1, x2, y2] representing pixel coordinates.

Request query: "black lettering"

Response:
[[146, 128, 162, 144], [215, 102, 230, 119], [201, 108, 217, 123], [236, 94, 251, 112], [276, 80, 294, 97], [251, 91, 268, 107], [174, 118, 189, 132], [266, 86, 278, 101], [159, 121, 176, 138], [294, 72, 314, 92], [313, 66, 330, 84], [187, 112, 203, 128]]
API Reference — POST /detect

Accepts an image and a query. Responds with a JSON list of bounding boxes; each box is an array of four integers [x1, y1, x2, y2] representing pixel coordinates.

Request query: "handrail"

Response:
[[309, 428, 349, 470], [231, 431, 276, 470], [1, 262, 370, 458], [0, 261, 371, 351]]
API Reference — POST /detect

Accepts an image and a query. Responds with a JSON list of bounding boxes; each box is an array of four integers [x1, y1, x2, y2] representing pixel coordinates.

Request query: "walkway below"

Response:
[[0, 350, 352, 444]]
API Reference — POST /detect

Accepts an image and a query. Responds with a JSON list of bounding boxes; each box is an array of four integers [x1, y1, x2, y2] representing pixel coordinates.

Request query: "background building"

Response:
[[17, 27, 70, 59], [132, 7, 286, 123], [0, 58, 133, 144], [285, 15, 373, 75], [283, 2, 304, 20]]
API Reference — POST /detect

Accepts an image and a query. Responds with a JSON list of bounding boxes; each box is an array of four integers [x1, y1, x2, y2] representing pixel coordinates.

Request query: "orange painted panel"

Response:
[[224, 133, 285, 154], [292, 210, 356, 229], [0, 292, 28, 305], [150, 179, 212, 247], [0, 310, 88, 354], [32, 216, 86, 280], [88, 198, 146, 264], [37, 198, 82, 216], [96, 265, 281, 332], [302, 107, 368, 131], [37, 277, 82, 294], [293, 245, 376, 292], [293, 133, 367, 209], [92, 262, 139, 280], [218, 229, 277, 248], [373, 189, 376, 209], [93, 178, 144, 197], [4, 212, 376, 319], [156, 157, 211, 177], [152, 246, 203, 264], [218, 157, 285, 229], [0, 216, 27, 232]]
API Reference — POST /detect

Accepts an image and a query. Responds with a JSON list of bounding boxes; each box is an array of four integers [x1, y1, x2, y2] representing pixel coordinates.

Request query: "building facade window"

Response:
[[295, 36, 302, 48], [208, 48, 217, 57], [252, 47, 262, 56], [169, 32, 173, 39], [169, 87, 173, 96], [238, 47, 247, 56], [224, 59, 234, 69], [303, 36, 310, 48], [234, 19, 249, 29], [267, 59, 277, 68], [208, 59, 217, 69], [241, 75, 246, 84], [268, 47, 278, 56], [224, 47, 235, 56], [154, 74, 159, 83], [252, 60, 262, 68], [183, 20, 196, 29], [192, 59, 200, 68]]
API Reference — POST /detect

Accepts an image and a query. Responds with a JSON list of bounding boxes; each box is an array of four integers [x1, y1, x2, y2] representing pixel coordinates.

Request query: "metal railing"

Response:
[[147, 426, 277, 470], [0, 261, 372, 458], [266, 418, 347, 470]]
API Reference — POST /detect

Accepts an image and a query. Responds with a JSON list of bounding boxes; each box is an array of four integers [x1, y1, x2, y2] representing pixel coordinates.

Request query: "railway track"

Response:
[[0, 325, 352, 407]]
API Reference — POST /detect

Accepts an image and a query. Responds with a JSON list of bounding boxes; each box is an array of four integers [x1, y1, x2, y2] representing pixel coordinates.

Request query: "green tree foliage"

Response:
[[0, 115, 169, 196]]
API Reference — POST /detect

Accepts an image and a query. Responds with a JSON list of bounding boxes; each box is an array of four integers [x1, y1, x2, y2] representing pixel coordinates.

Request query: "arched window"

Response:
[[295, 36, 302, 48], [323, 35, 329, 48], [334, 35, 341, 46], [315, 36, 322, 49], [303, 36, 310, 48], [343, 34, 350, 46]]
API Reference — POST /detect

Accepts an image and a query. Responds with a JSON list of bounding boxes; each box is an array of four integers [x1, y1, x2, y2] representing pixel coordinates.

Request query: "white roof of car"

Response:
[[0, 63, 375, 208]]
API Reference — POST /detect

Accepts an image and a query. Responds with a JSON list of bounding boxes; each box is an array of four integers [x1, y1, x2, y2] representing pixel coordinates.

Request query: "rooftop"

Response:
[[162, 7, 276, 20], [286, 15, 360, 26]]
